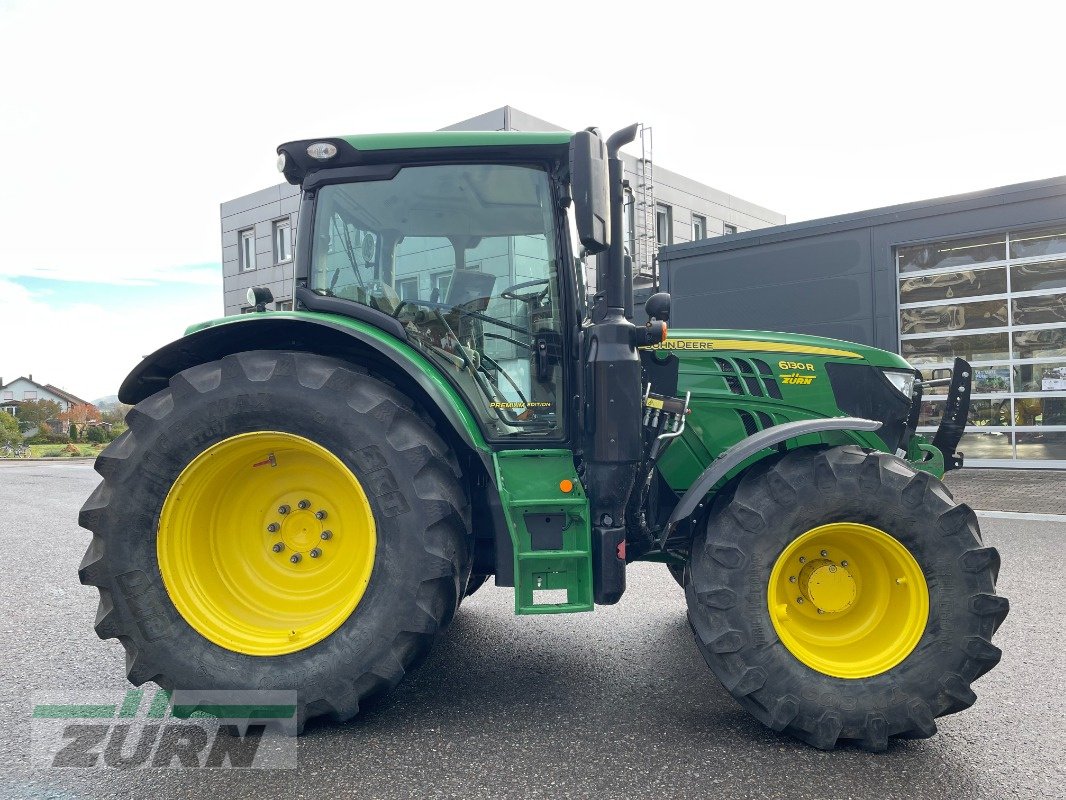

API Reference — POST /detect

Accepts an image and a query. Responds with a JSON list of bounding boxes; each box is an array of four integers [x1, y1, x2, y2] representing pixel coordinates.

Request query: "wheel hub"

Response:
[[272, 503, 330, 561], [798, 559, 856, 614]]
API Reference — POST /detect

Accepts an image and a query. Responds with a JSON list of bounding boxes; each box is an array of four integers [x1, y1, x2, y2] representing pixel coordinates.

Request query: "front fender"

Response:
[[665, 417, 882, 528], [119, 312, 491, 462]]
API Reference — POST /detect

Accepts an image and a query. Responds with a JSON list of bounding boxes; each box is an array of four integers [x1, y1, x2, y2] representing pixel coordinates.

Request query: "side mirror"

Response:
[[569, 129, 610, 255], [645, 292, 671, 322]]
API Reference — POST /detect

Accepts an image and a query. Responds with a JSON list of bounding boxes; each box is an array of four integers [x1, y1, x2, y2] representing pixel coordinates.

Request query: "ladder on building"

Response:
[[633, 124, 657, 282]]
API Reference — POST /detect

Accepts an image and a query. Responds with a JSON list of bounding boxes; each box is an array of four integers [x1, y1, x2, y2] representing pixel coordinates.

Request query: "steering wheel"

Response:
[[501, 278, 550, 303]]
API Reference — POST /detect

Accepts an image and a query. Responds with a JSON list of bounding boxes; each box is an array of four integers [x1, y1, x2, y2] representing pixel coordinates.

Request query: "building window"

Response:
[[655, 204, 673, 246], [896, 223, 1066, 465], [723, 223, 738, 235], [1, 391, 11, 401], [396, 278, 419, 300], [239, 228, 256, 272], [240, 306, 255, 314], [431, 271, 452, 302], [23, 390, 37, 399], [275, 300, 293, 311], [693, 215, 707, 241], [273, 219, 293, 263]]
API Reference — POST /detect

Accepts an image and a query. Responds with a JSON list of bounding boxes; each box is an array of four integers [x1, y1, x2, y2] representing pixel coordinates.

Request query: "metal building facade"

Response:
[[658, 176, 1066, 467]]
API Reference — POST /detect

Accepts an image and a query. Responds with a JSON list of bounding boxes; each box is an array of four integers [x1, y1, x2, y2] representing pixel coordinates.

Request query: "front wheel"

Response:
[[686, 446, 1007, 750], [79, 351, 471, 730]]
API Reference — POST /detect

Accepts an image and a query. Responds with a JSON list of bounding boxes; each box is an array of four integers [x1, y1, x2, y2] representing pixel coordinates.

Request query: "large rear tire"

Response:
[[686, 446, 1007, 750], [79, 351, 471, 731]]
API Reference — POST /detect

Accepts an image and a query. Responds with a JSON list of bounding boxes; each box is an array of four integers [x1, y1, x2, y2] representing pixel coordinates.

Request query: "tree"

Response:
[[16, 399, 63, 429], [87, 425, 106, 444], [69, 422, 79, 441], [0, 412, 19, 447], [59, 403, 101, 428]]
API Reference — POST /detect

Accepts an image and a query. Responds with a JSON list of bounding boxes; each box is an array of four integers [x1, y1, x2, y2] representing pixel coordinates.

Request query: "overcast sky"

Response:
[[2, 0, 1063, 400]]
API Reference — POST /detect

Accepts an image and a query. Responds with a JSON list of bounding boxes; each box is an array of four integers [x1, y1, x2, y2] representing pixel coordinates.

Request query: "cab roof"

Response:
[[277, 130, 572, 186], [341, 130, 571, 151]]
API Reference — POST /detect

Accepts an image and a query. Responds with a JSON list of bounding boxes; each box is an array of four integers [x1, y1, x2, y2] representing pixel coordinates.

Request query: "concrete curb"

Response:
[[0, 457, 97, 463]]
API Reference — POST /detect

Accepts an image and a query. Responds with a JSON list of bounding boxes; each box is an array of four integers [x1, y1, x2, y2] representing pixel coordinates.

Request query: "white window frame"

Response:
[[723, 223, 738, 235], [239, 228, 256, 272], [655, 204, 673, 246], [273, 218, 293, 264], [431, 271, 452, 303], [692, 215, 707, 241]]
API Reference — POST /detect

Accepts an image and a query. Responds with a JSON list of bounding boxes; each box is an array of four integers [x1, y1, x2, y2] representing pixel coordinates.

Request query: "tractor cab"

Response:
[[276, 133, 586, 442]]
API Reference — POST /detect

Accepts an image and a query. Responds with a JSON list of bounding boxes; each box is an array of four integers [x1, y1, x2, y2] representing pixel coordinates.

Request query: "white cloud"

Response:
[[0, 277, 221, 401]]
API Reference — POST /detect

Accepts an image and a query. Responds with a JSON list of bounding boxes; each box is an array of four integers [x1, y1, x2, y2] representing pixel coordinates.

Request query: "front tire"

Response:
[[686, 446, 1007, 750], [78, 351, 471, 730]]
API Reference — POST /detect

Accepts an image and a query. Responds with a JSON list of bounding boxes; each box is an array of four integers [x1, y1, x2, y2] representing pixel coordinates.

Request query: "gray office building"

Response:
[[659, 177, 1066, 468], [219, 106, 784, 316]]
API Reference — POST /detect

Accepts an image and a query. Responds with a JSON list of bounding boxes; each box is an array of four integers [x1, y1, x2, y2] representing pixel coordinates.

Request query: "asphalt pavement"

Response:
[[0, 461, 1062, 799]]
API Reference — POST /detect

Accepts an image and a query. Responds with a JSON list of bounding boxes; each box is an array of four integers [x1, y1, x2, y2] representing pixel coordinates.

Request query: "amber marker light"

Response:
[[559, 479, 574, 493]]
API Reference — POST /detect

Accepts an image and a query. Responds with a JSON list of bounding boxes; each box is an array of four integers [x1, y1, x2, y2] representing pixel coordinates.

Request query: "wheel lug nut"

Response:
[[817, 609, 825, 615], [841, 560, 848, 567], [298, 499, 311, 510], [320, 530, 333, 540], [796, 597, 805, 604], [789, 576, 796, 583], [315, 510, 328, 520], [798, 556, 806, 564], [272, 542, 284, 553], [310, 548, 322, 559], [278, 504, 290, 515], [820, 550, 828, 557], [290, 553, 302, 564], [267, 523, 280, 533]]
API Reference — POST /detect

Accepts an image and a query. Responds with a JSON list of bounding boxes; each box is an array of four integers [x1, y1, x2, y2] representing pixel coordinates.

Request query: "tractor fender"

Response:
[[118, 314, 492, 470], [665, 417, 882, 528]]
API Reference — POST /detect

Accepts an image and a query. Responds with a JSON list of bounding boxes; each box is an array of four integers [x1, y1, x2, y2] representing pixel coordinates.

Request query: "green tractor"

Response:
[[79, 125, 1006, 750]]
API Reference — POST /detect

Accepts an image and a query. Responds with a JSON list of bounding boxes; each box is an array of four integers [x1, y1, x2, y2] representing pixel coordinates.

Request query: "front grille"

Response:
[[715, 358, 744, 395], [753, 359, 783, 399], [736, 409, 759, 437], [736, 359, 764, 397]]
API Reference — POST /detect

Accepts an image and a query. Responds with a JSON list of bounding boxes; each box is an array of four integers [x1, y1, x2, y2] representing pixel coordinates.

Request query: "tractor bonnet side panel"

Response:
[[644, 330, 910, 493]]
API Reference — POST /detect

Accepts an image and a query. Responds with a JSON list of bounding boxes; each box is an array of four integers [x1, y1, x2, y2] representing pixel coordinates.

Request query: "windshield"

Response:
[[309, 163, 565, 438]]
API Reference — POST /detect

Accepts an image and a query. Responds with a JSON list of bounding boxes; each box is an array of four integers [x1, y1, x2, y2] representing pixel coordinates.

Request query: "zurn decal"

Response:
[[30, 689, 297, 769], [779, 361, 817, 385]]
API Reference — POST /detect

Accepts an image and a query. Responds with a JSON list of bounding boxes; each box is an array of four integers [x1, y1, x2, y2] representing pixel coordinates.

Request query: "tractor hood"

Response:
[[642, 328, 912, 372], [643, 329, 922, 492]]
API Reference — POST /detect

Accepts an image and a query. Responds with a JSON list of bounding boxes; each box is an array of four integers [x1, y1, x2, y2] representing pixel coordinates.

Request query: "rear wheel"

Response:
[[79, 351, 471, 730], [686, 446, 1007, 750]]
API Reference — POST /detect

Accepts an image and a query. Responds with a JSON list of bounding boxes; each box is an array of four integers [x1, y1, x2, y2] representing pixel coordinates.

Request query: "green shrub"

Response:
[[27, 431, 69, 445]]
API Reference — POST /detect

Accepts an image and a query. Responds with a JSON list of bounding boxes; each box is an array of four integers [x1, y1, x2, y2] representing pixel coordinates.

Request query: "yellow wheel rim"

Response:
[[767, 522, 928, 679], [158, 431, 376, 656]]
